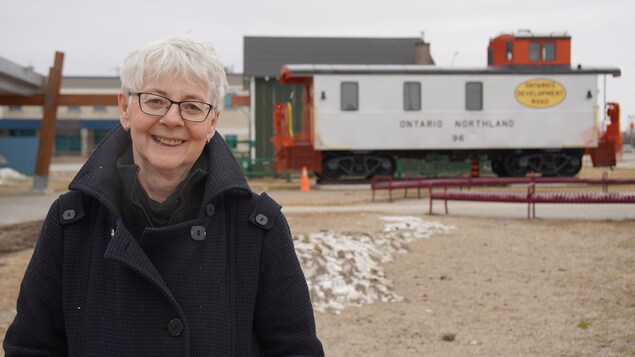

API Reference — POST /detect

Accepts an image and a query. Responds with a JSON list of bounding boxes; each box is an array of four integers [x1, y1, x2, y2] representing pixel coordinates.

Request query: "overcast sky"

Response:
[[1, 0, 633, 130]]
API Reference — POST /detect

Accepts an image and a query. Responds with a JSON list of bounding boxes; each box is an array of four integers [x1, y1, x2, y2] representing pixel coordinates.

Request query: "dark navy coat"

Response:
[[3, 127, 323, 356]]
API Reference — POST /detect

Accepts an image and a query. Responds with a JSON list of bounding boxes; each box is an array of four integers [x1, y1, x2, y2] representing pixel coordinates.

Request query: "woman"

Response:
[[4, 34, 324, 356]]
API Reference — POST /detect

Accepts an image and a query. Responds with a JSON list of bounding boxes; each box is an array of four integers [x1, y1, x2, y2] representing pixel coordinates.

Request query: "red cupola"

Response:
[[488, 29, 571, 67]]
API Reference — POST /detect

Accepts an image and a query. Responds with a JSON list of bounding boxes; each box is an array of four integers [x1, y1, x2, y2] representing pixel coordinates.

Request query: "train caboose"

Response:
[[271, 31, 621, 178]]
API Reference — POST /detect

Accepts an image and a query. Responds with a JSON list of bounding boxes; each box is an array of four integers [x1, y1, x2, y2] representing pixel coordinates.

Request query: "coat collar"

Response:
[[69, 125, 252, 217]]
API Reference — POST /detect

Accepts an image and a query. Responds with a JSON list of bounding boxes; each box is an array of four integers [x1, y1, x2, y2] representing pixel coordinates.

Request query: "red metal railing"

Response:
[[371, 173, 635, 219]]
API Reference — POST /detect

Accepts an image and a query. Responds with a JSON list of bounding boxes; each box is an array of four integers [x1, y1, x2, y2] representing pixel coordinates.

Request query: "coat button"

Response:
[[191, 226, 206, 241], [255, 213, 268, 226], [62, 209, 76, 220], [205, 203, 215, 216], [167, 318, 183, 337]]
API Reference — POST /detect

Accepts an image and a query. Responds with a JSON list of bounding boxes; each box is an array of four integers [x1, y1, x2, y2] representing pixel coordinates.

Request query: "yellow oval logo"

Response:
[[515, 79, 566, 108]]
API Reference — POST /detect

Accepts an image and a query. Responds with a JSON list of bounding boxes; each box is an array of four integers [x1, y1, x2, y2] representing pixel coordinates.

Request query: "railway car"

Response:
[[271, 31, 621, 179]]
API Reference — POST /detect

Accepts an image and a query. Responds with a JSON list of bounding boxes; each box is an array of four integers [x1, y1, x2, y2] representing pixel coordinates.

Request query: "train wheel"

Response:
[[365, 155, 395, 179], [490, 157, 508, 177], [537, 153, 580, 176], [533, 155, 559, 177], [559, 153, 583, 177], [320, 157, 342, 180], [504, 155, 529, 177]]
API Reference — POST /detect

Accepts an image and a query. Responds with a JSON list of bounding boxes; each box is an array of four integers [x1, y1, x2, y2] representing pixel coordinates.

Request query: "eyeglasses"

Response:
[[131, 92, 214, 122]]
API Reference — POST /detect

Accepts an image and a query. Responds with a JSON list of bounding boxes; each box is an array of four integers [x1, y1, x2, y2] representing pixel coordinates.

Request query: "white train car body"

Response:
[[312, 70, 598, 151], [278, 65, 620, 178]]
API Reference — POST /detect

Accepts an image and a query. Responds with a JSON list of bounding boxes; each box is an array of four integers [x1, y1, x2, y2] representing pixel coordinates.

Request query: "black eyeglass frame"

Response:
[[130, 92, 215, 122]]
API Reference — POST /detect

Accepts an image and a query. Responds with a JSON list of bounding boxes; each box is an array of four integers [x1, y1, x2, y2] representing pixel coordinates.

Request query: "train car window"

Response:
[[404, 82, 421, 111], [466, 82, 483, 111], [341, 82, 358, 111], [543, 43, 556, 61], [529, 43, 541, 61]]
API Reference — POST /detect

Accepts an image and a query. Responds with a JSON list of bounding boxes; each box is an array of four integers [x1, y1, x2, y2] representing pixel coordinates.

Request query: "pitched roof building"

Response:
[[244, 36, 434, 77]]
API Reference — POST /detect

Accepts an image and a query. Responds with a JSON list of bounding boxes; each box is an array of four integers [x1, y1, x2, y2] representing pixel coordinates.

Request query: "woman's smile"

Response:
[[152, 135, 184, 146]]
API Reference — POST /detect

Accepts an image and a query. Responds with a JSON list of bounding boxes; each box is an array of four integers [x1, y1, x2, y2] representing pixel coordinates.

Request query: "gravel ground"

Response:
[[1, 163, 634, 356], [303, 213, 635, 356]]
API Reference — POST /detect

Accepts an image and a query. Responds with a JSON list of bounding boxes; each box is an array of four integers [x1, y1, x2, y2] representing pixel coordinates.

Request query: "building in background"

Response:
[[0, 67, 249, 174], [243, 36, 435, 162]]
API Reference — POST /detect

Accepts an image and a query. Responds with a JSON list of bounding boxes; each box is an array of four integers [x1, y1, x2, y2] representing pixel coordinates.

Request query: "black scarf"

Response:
[[116, 147, 207, 239]]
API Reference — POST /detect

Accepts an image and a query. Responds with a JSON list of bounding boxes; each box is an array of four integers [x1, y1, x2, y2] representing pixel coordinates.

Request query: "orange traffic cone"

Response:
[[300, 166, 311, 192], [470, 157, 480, 178]]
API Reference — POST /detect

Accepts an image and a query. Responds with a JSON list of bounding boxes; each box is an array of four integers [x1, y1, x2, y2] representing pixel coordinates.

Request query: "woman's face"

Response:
[[118, 77, 219, 178]]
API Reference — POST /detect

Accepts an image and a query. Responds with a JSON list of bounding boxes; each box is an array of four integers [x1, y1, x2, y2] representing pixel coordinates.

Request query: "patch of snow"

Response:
[[0, 167, 27, 185], [294, 216, 455, 313]]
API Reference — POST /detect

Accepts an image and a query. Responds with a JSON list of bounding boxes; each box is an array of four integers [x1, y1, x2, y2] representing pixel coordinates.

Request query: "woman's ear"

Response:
[[207, 111, 220, 142], [118, 92, 130, 131]]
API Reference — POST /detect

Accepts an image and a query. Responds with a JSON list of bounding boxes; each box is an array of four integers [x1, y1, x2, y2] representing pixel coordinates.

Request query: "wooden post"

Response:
[[33, 51, 64, 190]]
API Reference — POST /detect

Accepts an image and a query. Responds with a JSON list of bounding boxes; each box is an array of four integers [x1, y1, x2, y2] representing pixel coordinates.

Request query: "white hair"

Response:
[[120, 34, 228, 110]]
